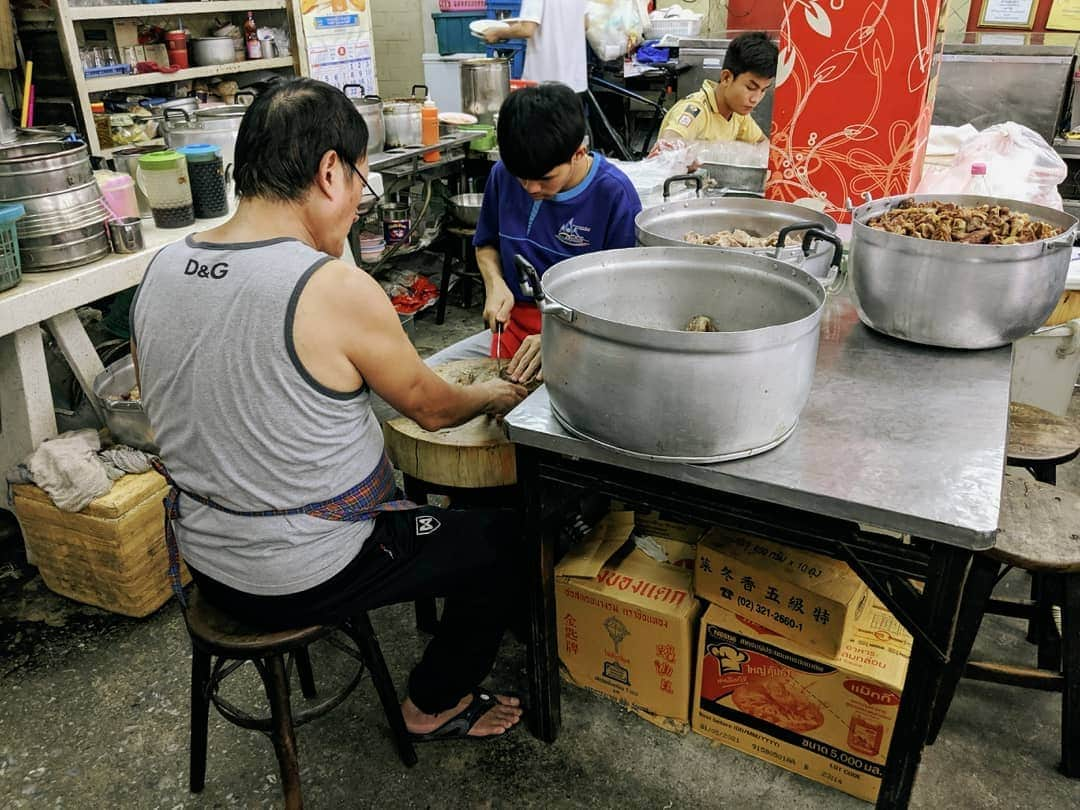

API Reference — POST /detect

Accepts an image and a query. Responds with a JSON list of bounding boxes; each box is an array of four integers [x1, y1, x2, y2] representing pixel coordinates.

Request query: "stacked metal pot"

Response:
[[0, 139, 110, 271]]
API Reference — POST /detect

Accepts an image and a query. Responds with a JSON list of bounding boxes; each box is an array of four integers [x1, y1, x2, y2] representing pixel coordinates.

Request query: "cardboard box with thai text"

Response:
[[692, 599, 912, 802], [556, 512, 702, 729], [695, 529, 869, 656]]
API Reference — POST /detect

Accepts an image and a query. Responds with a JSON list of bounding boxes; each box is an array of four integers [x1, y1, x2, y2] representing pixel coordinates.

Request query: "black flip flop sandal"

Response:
[[408, 690, 519, 743]]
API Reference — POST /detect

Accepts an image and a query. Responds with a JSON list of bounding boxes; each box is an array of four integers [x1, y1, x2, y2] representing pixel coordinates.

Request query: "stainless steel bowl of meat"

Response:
[[850, 194, 1077, 349], [635, 197, 842, 280], [92, 355, 159, 453]]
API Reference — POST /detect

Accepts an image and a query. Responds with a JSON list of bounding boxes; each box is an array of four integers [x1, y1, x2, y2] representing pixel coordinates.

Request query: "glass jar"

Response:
[[136, 150, 195, 228]]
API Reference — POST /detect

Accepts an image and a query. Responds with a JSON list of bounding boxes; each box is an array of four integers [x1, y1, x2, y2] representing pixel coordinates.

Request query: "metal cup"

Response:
[[107, 217, 144, 254]]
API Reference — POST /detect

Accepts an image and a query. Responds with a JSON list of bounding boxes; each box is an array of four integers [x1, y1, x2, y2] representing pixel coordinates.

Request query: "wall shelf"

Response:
[[84, 57, 294, 92], [68, 1, 287, 22]]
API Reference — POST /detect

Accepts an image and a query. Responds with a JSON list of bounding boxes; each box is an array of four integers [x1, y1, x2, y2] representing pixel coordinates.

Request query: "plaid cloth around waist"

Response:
[[151, 453, 414, 606]]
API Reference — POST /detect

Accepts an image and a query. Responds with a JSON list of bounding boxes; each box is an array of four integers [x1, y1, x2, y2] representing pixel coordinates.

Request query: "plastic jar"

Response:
[[176, 144, 228, 219], [137, 150, 195, 229]]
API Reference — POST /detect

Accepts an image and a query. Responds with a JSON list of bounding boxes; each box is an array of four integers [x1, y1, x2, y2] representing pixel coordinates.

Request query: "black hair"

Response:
[[496, 82, 586, 180], [233, 78, 368, 201], [723, 31, 778, 80]]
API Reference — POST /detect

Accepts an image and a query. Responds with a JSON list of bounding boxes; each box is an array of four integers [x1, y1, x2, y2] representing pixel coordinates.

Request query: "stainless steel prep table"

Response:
[[505, 291, 1009, 809]]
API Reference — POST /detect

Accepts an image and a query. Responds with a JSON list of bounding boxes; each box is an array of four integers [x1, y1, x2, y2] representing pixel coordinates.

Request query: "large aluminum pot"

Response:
[[383, 84, 426, 148], [343, 84, 384, 155], [8, 179, 109, 271], [161, 103, 248, 169], [517, 248, 825, 463], [850, 194, 1078, 349], [0, 140, 94, 198], [93, 354, 158, 453], [461, 58, 510, 125], [635, 188, 843, 280]]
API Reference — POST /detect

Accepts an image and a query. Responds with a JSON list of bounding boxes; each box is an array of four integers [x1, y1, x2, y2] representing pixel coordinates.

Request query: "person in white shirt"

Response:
[[484, 0, 588, 93]]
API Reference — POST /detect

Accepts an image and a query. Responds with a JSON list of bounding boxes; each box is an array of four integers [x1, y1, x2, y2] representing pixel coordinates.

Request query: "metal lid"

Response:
[[176, 144, 221, 163], [137, 149, 186, 170]]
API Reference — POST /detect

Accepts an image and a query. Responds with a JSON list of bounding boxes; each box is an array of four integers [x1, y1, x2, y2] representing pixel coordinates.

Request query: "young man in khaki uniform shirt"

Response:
[[654, 31, 777, 150]]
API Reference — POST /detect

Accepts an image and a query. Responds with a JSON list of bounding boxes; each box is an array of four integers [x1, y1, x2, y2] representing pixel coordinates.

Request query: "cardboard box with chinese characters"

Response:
[[556, 511, 703, 730], [695, 529, 869, 656], [692, 598, 912, 802]]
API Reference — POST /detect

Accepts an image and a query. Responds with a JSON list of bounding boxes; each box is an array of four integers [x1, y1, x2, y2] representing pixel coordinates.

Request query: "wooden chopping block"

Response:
[[1044, 290, 1080, 327], [383, 359, 519, 489]]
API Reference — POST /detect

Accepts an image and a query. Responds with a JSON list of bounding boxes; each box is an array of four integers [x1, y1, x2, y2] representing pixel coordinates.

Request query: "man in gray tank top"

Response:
[[131, 79, 527, 741]]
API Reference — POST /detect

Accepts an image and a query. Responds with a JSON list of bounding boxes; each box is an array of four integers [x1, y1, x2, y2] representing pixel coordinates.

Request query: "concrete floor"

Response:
[[2, 288, 1080, 809]]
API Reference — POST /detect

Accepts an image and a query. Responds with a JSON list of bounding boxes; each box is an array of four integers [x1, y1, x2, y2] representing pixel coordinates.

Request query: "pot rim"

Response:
[[538, 247, 826, 351], [851, 193, 1078, 256]]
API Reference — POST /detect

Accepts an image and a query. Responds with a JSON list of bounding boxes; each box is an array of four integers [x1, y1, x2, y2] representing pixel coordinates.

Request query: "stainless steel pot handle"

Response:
[[663, 173, 702, 200], [514, 254, 575, 323], [1042, 230, 1077, 253], [802, 228, 844, 271], [411, 84, 429, 99], [774, 221, 827, 258], [163, 107, 194, 124]]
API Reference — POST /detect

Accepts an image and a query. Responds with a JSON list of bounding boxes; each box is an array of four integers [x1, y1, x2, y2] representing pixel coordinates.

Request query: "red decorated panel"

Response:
[[767, 1, 945, 221]]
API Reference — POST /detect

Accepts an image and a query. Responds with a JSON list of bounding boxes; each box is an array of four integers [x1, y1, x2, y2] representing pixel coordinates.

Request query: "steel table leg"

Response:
[[519, 446, 561, 742], [878, 544, 974, 809], [925, 554, 999, 743]]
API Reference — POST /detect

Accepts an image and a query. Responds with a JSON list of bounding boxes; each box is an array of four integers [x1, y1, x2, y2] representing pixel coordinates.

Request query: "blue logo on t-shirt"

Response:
[[556, 218, 592, 248]]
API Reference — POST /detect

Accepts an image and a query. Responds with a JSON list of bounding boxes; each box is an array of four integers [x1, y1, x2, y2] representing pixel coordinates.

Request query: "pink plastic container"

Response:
[[95, 170, 140, 221], [439, 0, 485, 10]]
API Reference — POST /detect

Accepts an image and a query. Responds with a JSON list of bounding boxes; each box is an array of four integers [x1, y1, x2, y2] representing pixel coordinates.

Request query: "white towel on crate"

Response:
[[24, 429, 112, 513], [8, 429, 157, 512]]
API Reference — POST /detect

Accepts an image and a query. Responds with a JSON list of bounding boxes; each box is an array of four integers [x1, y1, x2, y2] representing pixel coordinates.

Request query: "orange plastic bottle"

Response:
[[422, 96, 440, 163]]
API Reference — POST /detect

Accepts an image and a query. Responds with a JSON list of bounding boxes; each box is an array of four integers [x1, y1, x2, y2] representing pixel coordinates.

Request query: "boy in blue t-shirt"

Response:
[[427, 82, 642, 384]]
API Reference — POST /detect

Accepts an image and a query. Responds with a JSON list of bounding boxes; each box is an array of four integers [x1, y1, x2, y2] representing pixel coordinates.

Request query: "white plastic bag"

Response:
[[586, 0, 648, 61], [915, 122, 1067, 210], [609, 146, 697, 207]]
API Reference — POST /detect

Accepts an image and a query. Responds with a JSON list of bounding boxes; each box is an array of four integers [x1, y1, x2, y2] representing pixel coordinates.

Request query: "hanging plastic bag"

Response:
[[915, 122, 1067, 210], [586, 0, 649, 61]]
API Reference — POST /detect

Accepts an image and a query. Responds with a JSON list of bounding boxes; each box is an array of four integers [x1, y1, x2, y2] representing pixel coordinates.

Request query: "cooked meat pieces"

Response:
[[684, 228, 780, 248], [867, 199, 1062, 245], [684, 315, 718, 332], [106, 385, 140, 403]]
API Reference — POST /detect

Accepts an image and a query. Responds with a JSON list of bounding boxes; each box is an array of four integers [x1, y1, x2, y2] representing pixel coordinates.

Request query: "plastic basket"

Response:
[[0, 203, 25, 293], [439, 0, 485, 9], [647, 17, 703, 38], [432, 11, 486, 55]]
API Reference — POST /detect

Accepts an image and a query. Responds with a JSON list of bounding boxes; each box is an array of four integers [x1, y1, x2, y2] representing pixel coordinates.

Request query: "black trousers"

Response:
[[188, 505, 520, 715]]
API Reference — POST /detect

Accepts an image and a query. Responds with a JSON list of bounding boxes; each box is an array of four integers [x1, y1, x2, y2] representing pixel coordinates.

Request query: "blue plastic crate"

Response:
[[487, 0, 522, 19], [432, 11, 486, 56], [486, 40, 525, 79]]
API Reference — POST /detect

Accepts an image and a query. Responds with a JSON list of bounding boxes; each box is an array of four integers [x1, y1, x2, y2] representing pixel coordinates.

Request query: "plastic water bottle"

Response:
[[963, 162, 992, 198]]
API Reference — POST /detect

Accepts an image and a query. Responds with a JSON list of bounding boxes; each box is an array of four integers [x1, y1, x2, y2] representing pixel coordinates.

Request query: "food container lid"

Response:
[[176, 143, 221, 162], [138, 149, 186, 170]]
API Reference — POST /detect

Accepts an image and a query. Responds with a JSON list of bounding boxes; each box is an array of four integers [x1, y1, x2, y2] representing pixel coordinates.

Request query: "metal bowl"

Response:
[[92, 355, 159, 453], [449, 192, 484, 227]]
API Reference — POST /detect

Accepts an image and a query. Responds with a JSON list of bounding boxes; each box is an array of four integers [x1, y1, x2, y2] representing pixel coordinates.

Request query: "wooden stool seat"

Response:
[[928, 471, 1080, 777], [1007, 402, 1080, 470], [186, 588, 328, 654], [993, 473, 1080, 573]]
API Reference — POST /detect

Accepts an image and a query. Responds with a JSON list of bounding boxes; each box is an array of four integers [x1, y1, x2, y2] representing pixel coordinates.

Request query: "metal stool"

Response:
[[185, 588, 417, 809], [436, 226, 482, 325], [928, 471, 1080, 776]]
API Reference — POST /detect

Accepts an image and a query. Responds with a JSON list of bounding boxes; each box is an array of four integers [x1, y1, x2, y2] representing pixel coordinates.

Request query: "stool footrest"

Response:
[[965, 660, 1064, 692]]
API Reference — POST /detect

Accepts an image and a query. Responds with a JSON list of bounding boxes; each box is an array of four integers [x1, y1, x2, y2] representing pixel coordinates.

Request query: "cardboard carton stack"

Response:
[[691, 529, 913, 802], [555, 510, 705, 730]]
